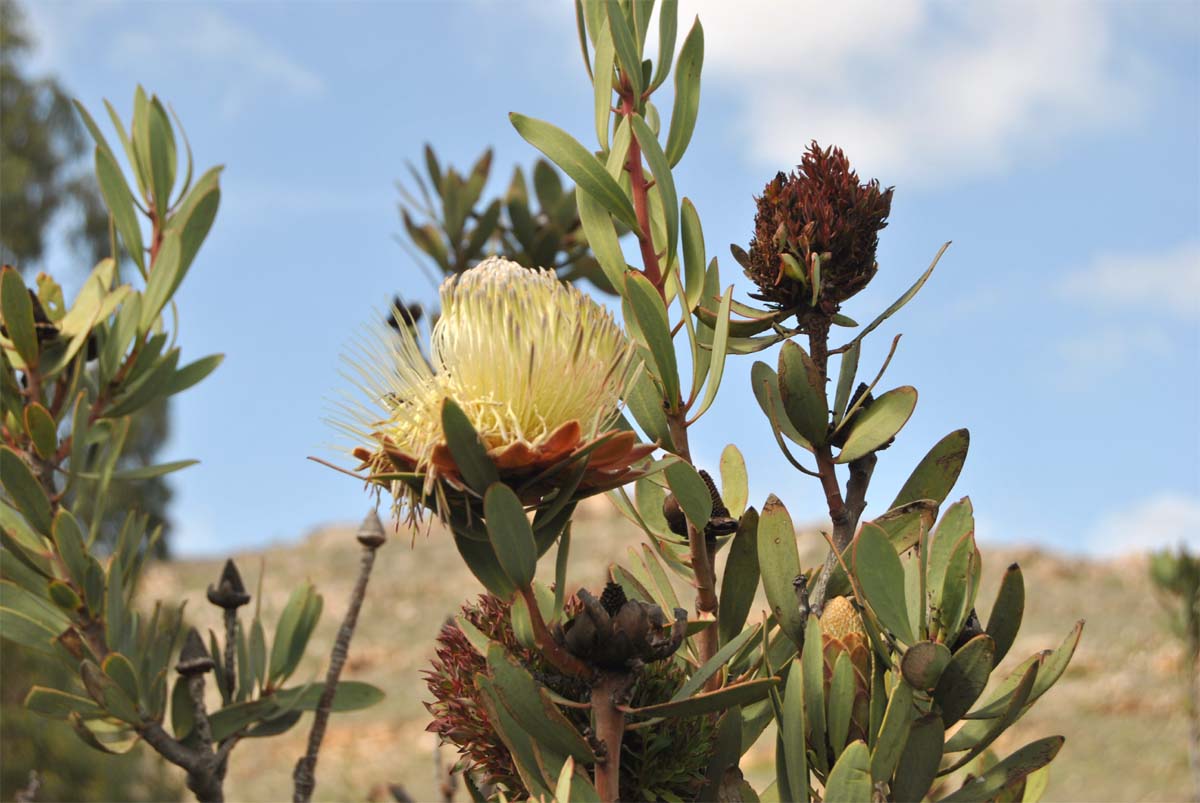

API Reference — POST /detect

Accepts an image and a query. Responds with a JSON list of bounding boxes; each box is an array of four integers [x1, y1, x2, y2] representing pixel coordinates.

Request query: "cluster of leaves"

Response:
[[0, 91, 380, 800], [397, 145, 627, 295]]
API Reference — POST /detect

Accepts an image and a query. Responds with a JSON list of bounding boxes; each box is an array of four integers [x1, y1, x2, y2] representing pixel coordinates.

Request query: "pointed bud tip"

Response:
[[206, 558, 251, 609], [176, 627, 214, 675], [357, 509, 387, 548]]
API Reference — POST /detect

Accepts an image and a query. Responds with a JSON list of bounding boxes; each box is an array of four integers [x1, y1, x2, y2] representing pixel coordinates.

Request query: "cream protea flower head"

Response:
[[338, 257, 653, 518]]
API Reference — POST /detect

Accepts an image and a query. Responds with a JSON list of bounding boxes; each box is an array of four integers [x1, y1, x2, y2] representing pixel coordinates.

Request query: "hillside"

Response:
[[136, 501, 1192, 802]]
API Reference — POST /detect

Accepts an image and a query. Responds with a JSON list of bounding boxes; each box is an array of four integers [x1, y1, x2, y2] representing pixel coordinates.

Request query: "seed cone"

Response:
[[744, 142, 893, 315], [820, 596, 872, 749]]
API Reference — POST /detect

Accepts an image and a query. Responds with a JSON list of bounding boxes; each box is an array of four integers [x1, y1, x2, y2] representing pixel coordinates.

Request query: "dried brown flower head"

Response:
[[745, 142, 893, 314], [424, 593, 715, 801]]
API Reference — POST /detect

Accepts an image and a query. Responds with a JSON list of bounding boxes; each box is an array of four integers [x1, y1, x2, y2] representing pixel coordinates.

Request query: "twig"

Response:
[[292, 510, 386, 803], [591, 671, 632, 803], [222, 610, 237, 700]]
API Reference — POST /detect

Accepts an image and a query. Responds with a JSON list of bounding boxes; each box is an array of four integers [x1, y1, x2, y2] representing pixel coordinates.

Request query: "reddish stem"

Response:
[[619, 82, 663, 295]]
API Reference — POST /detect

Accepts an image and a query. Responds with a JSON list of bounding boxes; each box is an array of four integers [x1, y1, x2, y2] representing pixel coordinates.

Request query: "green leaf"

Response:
[[933, 634, 995, 726], [835, 386, 918, 464], [940, 737, 1064, 803], [1, 446, 53, 536], [927, 498, 973, 612], [680, 198, 707, 312], [825, 740, 872, 802], [853, 523, 916, 645], [833, 341, 860, 426], [510, 113, 639, 232], [650, 0, 678, 91], [665, 17, 703, 167], [718, 507, 759, 647], [23, 403, 57, 462], [870, 679, 913, 783], [941, 660, 1039, 775], [891, 429, 970, 510], [486, 644, 596, 763], [673, 624, 760, 702], [268, 582, 314, 684], [1, 267, 38, 366], [892, 713, 944, 802], [147, 97, 176, 217], [630, 114, 679, 268], [592, 18, 615, 150], [718, 443, 748, 518], [453, 527, 516, 598], [664, 459, 712, 531], [938, 532, 977, 645], [605, 0, 642, 99], [102, 347, 181, 419], [750, 361, 811, 450], [692, 285, 732, 421], [900, 641, 952, 692], [624, 361, 674, 450], [271, 680, 385, 714], [81, 659, 140, 723], [778, 341, 828, 446], [625, 678, 778, 719], [757, 495, 804, 647], [25, 686, 104, 720], [625, 271, 680, 408], [780, 659, 810, 802], [827, 652, 855, 755], [483, 483, 538, 589], [845, 242, 950, 350], [102, 653, 141, 707], [801, 616, 827, 773], [986, 563, 1024, 667], [166, 353, 224, 397], [249, 617, 266, 693], [441, 398, 499, 494], [1023, 765, 1051, 803], [106, 459, 199, 482], [577, 185, 628, 291], [94, 146, 146, 275]]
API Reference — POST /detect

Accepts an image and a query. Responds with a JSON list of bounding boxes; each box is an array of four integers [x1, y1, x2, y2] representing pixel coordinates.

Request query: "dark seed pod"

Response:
[[206, 559, 250, 610], [662, 493, 688, 538], [356, 509, 387, 548], [175, 627, 215, 675]]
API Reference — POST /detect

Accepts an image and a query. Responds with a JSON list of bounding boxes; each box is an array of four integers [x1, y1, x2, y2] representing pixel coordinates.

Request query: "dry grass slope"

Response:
[[138, 501, 1192, 802]]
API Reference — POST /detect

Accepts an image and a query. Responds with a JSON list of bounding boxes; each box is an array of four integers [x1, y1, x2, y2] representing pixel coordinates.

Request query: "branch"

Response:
[[591, 672, 633, 803], [293, 512, 385, 802]]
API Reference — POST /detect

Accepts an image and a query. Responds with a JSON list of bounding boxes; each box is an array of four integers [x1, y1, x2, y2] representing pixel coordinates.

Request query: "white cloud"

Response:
[[673, 0, 1154, 186], [1085, 493, 1200, 556], [1053, 324, 1172, 388], [1059, 241, 1200, 320], [111, 7, 324, 117], [26, 3, 323, 119]]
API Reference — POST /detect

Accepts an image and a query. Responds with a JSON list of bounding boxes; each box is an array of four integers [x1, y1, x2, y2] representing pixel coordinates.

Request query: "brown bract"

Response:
[[354, 421, 655, 508], [745, 142, 894, 314]]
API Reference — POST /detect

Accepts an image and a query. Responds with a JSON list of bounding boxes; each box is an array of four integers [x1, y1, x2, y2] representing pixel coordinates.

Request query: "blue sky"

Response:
[[22, 1, 1200, 557]]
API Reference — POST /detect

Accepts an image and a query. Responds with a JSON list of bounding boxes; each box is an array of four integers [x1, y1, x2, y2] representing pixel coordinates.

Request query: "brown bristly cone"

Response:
[[744, 142, 893, 315]]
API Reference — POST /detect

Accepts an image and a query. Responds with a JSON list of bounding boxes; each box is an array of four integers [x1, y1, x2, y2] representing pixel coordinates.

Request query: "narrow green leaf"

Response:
[[1, 267, 38, 366], [139, 229, 183, 332], [94, 146, 145, 274], [650, 0, 678, 91], [25, 687, 104, 720], [940, 737, 1064, 803], [941, 661, 1039, 775], [630, 113, 678, 268], [592, 19, 615, 150], [778, 341, 828, 446], [625, 678, 778, 719], [718, 443, 748, 518], [780, 658, 810, 802], [986, 562, 1024, 667], [892, 714, 944, 801], [853, 522, 916, 645], [625, 271, 680, 408], [827, 652, 855, 755], [846, 242, 950, 350], [718, 507, 759, 646], [486, 644, 596, 763], [665, 17, 703, 167], [801, 616, 827, 773], [833, 340, 860, 426], [835, 386, 918, 464], [483, 483, 538, 589], [933, 634, 995, 726], [577, 186, 628, 291], [24, 403, 57, 461], [268, 583, 312, 683], [680, 198, 706, 312], [453, 527, 516, 597], [691, 285, 732, 421], [1, 446, 52, 536], [757, 495, 804, 647], [441, 398, 499, 494], [510, 112, 638, 232], [605, 0, 642, 99], [870, 680, 913, 782], [147, 97, 176, 217], [624, 363, 675, 450]]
